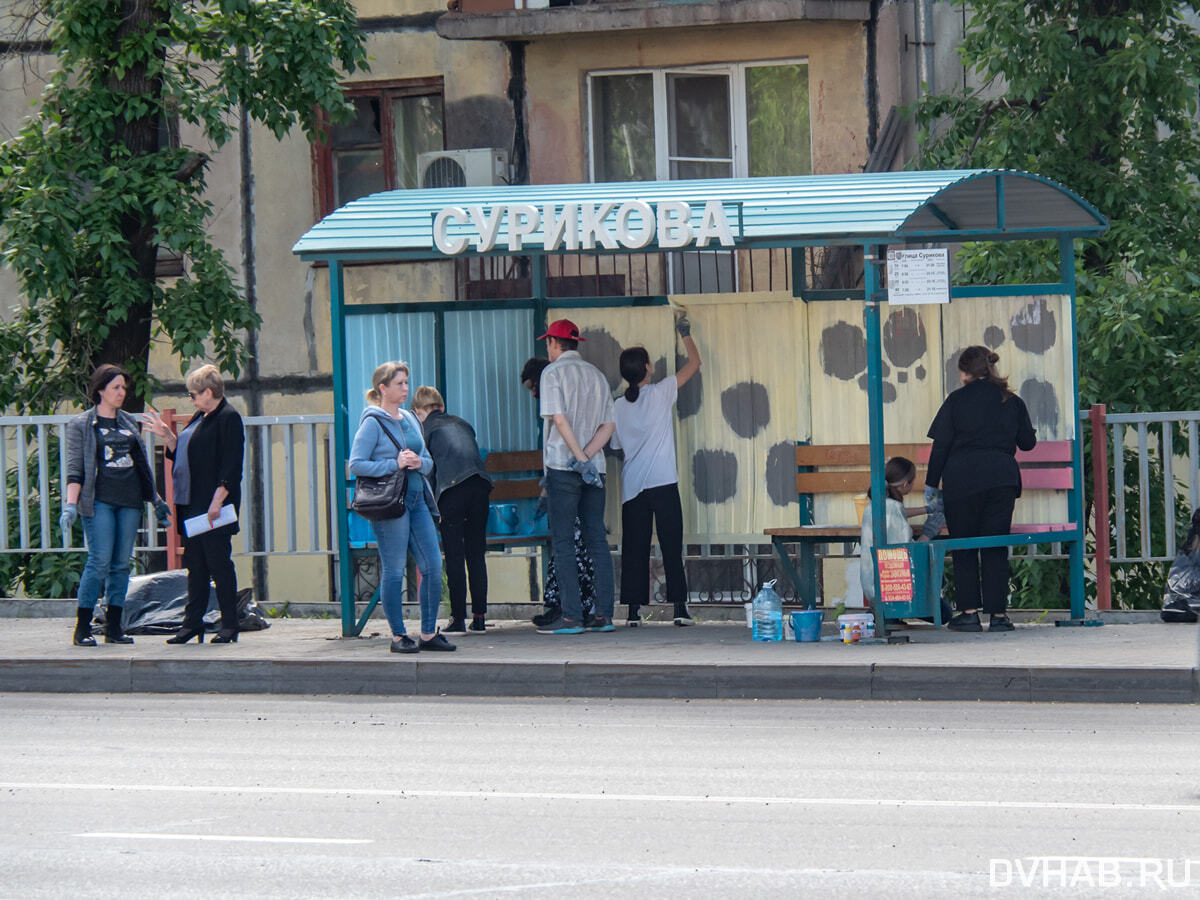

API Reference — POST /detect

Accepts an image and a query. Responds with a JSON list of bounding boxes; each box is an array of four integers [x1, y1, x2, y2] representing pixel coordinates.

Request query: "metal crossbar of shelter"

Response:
[[292, 169, 1108, 636]]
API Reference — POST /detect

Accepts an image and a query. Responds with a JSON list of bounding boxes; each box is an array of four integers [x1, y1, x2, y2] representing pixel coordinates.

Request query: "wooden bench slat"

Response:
[[914, 439, 1074, 465], [490, 479, 542, 501], [485, 450, 543, 473], [795, 443, 928, 467], [1021, 468, 1073, 491], [796, 469, 929, 495]]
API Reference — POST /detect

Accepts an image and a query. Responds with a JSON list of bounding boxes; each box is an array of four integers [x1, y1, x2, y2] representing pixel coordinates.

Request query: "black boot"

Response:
[[73, 608, 96, 647], [104, 606, 134, 644], [211, 596, 239, 644]]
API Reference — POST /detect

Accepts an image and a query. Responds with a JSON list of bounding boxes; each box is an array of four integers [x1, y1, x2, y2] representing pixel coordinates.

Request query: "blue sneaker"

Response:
[[587, 615, 615, 633], [536, 615, 584, 635]]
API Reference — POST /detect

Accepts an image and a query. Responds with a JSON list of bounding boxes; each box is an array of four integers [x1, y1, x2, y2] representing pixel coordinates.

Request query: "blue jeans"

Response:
[[546, 467, 614, 622], [371, 495, 443, 636], [78, 501, 142, 610]]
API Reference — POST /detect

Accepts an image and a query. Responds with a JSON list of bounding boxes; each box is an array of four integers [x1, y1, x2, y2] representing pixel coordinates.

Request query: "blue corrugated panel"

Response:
[[344, 310, 437, 426]]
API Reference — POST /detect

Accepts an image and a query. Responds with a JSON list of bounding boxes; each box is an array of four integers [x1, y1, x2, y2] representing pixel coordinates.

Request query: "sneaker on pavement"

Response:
[[468, 616, 486, 633], [390, 636, 418, 654], [947, 611, 982, 633], [536, 615, 584, 635], [419, 632, 457, 651], [532, 605, 561, 628], [443, 618, 467, 634], [988, 614, 1015, 632], [587, 614, 615, 632]]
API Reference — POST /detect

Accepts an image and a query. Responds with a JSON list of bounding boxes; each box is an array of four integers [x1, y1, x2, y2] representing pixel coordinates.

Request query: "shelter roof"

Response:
[[292, 169, 1107, 262]]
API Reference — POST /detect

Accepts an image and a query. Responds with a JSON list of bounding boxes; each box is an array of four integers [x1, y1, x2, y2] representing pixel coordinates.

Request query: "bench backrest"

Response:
[[484, 450, 543, 500], [794, 441, 1074, 496]]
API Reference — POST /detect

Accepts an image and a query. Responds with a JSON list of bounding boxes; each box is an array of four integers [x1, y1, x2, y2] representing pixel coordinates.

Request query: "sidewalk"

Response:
[[1, 614, 1196, 703]]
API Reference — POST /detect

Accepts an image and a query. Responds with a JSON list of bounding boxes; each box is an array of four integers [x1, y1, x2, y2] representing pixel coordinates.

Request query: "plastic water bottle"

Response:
[[751, 580, 783, 642]]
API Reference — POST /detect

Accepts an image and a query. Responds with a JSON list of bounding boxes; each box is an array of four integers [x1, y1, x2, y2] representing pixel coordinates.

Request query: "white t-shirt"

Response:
[[611, 378, 679, 504], [859, 496, 912, 602]]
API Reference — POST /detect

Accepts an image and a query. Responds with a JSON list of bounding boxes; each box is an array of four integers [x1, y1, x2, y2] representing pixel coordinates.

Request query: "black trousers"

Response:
[[181, 529, 238, 630], [437, 474, 490, 619], [620, 483, 687, 611], [943, 486, 1017, 615]]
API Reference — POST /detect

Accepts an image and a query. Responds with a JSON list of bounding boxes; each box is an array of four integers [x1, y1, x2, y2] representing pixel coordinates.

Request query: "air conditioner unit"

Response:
[[417, 148, 509, 188]]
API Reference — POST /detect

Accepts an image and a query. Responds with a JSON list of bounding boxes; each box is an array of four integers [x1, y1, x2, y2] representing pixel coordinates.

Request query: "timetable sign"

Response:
[[886, 248, 949, 304]]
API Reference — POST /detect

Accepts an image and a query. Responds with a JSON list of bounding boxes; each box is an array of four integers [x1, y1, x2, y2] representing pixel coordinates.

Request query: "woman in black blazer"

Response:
[[925, 346, 1037, 633], [144, 365, 245, 644]]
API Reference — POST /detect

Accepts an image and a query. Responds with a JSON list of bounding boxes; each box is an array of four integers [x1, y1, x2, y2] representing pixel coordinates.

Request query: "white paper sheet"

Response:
[[183, 504, 237, 538]]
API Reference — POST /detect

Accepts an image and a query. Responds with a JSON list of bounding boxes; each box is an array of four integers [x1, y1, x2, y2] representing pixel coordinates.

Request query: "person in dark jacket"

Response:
[[143, 365, 245, 644], [925, 346, 1037, 633], [62, 364, 170, 646], [412, 386, 493, 633]]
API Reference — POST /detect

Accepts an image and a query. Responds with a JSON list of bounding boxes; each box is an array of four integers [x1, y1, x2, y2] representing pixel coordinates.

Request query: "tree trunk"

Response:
[[92, 0, 170, 410]]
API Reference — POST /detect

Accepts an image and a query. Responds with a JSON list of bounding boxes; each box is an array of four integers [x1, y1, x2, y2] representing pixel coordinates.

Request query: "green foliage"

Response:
[[0, 0, 368, 412], [913, 0, 1200, 413]]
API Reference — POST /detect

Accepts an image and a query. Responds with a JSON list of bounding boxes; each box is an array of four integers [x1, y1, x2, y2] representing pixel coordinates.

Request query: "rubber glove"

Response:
[[154, 497, 172, 528], [923, 485, 944, 513], [59, 502, 77, 535], [675, 315, 691, 338], [569, 457, 603, 488]]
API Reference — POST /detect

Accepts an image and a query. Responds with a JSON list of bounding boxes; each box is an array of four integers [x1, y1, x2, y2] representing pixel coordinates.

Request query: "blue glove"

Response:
[[675, 314, 691, 337], [153, 497, 171, 528], [921, 487, 945, 539], [59, 503, 77, 535], [569, 457, 603, 488], [923, 486, 944, 513]]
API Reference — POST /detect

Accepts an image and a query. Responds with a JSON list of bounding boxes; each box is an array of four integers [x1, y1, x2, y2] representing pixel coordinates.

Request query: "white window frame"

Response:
[[586, 59, 811, 183]]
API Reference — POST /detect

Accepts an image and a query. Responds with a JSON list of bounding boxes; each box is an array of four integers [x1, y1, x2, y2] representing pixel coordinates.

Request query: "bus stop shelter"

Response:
[[292, 169, 1107, 637]]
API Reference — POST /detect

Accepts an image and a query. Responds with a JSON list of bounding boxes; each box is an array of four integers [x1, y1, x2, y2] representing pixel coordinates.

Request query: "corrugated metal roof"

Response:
[[292, 170, 1107, 261]]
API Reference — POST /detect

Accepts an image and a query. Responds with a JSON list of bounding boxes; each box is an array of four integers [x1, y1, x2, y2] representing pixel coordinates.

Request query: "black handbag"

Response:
[[351, 416, 410, 521]]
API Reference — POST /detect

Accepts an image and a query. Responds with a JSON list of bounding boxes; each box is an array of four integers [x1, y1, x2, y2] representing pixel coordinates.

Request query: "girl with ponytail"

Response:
[[611, 314, 701, 626]]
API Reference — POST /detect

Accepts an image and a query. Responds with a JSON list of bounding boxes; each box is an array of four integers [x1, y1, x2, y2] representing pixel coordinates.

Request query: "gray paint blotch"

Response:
[[984, 325, 1006, 349], [897, 370, 908, 384], [721, 381, 770, 439], [693, 449, 738, 504], [675, 352, 702, 419], [945, 347, 965, 391], [653, 356, 667, 383], [915, 365, 926, 381], [858, 373, 898, 403], [1011, 298, 1057, 355], [579, 328, 623, 392], [820, 321, 867, 380], [882, 308, 927, 368], [766, 441, 797, 507], [1020, 378, 1059, 432]]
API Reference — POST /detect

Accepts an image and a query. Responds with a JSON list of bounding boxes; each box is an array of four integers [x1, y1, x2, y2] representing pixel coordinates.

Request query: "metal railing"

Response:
[[0, 413, 337, 561]]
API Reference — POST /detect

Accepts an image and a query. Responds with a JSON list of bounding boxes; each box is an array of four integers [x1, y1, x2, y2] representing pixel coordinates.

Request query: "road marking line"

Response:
[[76, 832, 371, 845], [5, 782, 1200, 814]]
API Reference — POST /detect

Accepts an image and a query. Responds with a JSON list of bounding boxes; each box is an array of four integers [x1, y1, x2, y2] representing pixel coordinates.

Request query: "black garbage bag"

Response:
[[1162, 510, 1200, 623], [94, 570, 270, 634]]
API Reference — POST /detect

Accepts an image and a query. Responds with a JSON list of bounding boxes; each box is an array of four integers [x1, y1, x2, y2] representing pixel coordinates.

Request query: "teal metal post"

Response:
[[329, 260, 356, 636], [863, 244, 890, 633], [1061, 235, 1087, 620]]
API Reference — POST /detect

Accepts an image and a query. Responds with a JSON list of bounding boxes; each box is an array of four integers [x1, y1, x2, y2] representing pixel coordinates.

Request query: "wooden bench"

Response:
[[764, 440, 1079, 614], [482, 449, 547, 549]]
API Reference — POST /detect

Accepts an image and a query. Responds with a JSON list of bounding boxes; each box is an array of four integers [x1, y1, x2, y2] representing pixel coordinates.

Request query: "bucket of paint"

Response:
[[487, 503, 520, 536], [837, 613, 875, 643], [790, 609, 823, 642]]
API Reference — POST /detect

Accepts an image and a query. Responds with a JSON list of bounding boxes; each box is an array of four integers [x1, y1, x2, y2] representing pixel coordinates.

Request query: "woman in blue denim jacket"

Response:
[[349, 361, 452, 654]]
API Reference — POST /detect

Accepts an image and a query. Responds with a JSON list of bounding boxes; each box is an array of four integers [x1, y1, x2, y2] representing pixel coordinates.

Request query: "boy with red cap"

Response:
[[535, 319, 616, 634]]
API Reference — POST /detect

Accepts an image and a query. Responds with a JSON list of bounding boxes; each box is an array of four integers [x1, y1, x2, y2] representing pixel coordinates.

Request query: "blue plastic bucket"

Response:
[[487, 503, 520, 536], [791, 609, 823, 643]]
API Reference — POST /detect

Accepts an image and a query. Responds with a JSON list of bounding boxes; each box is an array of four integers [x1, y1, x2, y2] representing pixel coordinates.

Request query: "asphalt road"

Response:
[[2, 694, 1199, 899]]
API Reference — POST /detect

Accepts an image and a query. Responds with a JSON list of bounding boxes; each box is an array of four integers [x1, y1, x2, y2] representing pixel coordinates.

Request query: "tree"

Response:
[[0, 0, 368, 412], [913, 0, 1200, 413]]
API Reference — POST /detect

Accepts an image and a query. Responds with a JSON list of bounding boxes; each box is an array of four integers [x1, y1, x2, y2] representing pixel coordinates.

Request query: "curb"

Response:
[[1, 658, 1195, 703]]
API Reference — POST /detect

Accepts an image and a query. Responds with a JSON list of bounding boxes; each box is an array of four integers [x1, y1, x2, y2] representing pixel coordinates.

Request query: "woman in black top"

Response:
[[925, 346, 1037, 633], [143, 365, 245, 644], [62, 365, 169, 646]]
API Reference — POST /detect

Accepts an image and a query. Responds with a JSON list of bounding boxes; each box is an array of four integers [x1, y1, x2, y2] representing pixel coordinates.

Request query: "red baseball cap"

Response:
[[536, 318, 585, 342]]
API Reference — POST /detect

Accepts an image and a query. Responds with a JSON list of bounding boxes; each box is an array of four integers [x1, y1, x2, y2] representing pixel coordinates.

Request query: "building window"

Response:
[[588, 62, 811, 182], [313, 78, 445, 217]]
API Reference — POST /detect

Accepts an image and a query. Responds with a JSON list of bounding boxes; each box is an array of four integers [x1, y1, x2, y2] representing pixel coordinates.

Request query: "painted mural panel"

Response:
[[940, 294, 1074, 525], [808, 300, 944, 524], [558, 293, 807, 542]]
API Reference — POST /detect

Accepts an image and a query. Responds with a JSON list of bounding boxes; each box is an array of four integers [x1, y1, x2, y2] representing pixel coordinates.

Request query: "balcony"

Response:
[[437, 0, 872, 41]]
